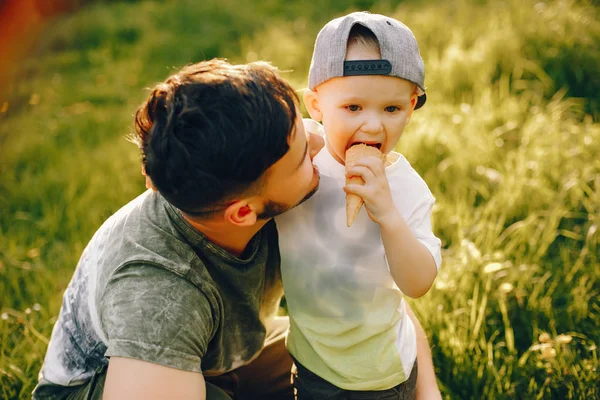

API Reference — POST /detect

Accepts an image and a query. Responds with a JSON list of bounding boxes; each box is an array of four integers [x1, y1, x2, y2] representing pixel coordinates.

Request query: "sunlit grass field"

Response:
[[1, 0, 598, 398]]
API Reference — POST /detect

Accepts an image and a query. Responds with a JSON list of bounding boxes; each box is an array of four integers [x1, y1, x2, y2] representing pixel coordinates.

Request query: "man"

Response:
[[33, 59, 440, 399]]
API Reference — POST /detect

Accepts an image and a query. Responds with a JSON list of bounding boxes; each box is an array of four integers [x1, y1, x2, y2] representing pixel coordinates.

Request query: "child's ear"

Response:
[[224, 199, 258, 227], [406, 92, 419, 123], [303, 89, 322, 121]]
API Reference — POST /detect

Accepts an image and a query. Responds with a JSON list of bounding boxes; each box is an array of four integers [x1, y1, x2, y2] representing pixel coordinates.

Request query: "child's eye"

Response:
[[384, 106, 400, 112], [346, 105, 361, 112]]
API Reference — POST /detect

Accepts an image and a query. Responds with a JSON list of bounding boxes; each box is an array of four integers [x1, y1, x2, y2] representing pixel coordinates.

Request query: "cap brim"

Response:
[[415, 93, 426, 110]]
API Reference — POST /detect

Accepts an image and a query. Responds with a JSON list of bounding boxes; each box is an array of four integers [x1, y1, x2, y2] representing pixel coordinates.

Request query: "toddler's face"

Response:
[[315, 73, 417, 165], [309, 42, 418, 165]]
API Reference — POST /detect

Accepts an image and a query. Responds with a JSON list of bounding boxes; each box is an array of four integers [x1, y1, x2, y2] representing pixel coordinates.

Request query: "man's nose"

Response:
[[308, 132, 324, 159], [302, 119, 325, 159]]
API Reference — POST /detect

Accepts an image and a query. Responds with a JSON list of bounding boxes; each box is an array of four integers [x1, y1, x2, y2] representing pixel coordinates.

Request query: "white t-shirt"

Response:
[[276, 147, 442, 391]]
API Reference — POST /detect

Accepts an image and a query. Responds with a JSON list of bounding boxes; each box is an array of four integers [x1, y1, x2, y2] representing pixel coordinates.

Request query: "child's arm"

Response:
[[379, 208, 437, 298], [344, 156, 437, 298]]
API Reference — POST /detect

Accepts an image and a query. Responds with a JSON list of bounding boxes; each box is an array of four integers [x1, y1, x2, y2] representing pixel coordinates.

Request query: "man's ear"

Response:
[[224, 199, 258, 227], [303, 89, 322, 121]]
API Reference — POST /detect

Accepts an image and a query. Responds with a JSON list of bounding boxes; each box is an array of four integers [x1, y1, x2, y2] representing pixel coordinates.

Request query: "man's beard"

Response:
[[257, 171, 320, 220]]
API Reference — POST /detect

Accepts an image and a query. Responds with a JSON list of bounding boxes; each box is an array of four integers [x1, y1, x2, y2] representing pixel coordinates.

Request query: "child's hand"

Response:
[[344, 156, 399, 225]]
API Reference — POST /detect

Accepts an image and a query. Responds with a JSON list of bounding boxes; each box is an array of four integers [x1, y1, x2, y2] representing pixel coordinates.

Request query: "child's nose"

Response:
[[361, 114, 384, 134]]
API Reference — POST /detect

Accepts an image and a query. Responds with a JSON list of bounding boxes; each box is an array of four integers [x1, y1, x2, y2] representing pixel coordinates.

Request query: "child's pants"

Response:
[[292, 358, 418, 400]]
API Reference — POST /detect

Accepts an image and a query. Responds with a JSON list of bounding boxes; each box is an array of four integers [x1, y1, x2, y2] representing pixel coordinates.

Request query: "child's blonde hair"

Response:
[[346, 24, 380, 54]]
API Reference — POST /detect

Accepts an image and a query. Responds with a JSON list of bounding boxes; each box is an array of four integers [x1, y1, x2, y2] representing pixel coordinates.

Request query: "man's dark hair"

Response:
[[134, 59, 299, 215]]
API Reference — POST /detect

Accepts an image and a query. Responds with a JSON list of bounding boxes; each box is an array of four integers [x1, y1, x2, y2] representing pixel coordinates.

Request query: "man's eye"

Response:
[[346, 105, 360, 112], [385, 106, 399, 112]]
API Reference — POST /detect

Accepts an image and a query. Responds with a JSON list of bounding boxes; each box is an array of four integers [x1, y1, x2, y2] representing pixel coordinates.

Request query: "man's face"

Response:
[[314, 43, 418, 165], [256, 113, 322, 219]]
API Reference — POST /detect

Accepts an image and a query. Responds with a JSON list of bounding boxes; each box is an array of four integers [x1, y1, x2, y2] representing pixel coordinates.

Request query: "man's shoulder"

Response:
[[96, 190, 164, 241], [87, 190, 205, 282], [106, 189, 165, 226]]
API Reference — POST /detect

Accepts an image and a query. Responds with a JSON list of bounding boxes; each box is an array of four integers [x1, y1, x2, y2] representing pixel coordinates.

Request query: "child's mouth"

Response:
[[348, 142, 381, 150]]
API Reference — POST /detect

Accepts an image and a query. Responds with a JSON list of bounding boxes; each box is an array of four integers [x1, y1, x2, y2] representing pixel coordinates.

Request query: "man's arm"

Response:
[[406, 303, 443, 400], [104, 357, 206, 400]]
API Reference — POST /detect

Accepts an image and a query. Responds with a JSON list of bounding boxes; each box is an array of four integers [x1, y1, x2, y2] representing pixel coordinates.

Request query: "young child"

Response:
[[275, 12, 442, 399]]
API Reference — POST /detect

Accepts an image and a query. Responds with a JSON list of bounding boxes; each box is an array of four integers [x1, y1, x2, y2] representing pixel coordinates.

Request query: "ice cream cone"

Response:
[[345, 144, 385, 227], [346, 175, 364, 227]]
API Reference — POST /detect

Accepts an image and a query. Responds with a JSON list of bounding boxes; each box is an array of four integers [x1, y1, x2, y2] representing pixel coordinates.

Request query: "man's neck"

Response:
[[182, 214, 268, 258]]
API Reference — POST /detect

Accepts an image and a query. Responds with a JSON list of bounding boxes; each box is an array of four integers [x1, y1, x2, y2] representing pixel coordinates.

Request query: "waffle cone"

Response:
[[345, 144, 385, 227]]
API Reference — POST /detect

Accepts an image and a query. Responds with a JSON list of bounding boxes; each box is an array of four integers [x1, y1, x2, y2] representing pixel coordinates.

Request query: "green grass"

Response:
[[1, 0, 599, 398]]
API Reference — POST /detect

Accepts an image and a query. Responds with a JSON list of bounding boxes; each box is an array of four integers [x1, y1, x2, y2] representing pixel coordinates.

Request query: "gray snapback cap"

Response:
[[308, 11, 427, 109]]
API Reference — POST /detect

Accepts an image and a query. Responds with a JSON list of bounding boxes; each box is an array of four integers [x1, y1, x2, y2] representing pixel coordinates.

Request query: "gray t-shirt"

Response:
[[33, 190, 283, 398]]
